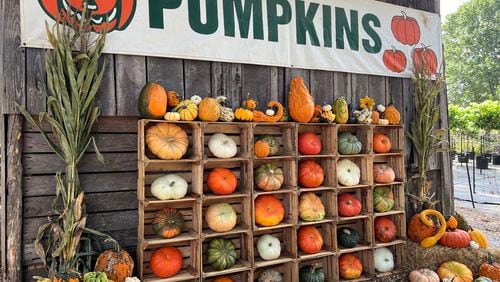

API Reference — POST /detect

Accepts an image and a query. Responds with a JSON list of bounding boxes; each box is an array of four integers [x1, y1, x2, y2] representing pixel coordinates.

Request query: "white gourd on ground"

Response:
[[257, 234, 282, 261], [151, 174, 188, 200]]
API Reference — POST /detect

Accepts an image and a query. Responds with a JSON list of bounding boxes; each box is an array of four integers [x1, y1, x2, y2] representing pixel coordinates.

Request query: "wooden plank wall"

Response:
[[0, 0, 452, 280]]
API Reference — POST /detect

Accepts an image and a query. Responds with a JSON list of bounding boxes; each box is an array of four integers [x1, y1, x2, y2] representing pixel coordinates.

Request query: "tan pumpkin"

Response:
[[408, 268, 440, 282], [146, 123, 189, 160], [438, 261, 473, 282], [167, 91, 181, 107], [385, 102, 401, 125], [254, 140, 270, 158], [288, 76, 315, 123], [164, 112, 181, 121], [198, 97, 221, 121], [206, 203, 237, 233], [299, 192, 325, 222]]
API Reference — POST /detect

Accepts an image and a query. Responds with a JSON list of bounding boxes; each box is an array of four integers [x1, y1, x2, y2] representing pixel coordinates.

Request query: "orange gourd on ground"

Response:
[[297, 226, 324, 254], [437, 261, 473, 282], [95, 248, 134, 282], [207, 168, 238, 195], [146, 123, 189, 160], [288, 76, 315, 122], [138, 82, 168, 119], [254, 195, 285, 227], [339, 253, 363, 279], [150, 247, 183, 278], [373, 133, 392, 153], [254, 140, 270, 158]]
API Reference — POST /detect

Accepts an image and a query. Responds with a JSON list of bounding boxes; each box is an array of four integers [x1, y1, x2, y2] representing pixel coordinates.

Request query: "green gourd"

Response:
[[373, 187, 395, 213], [337, 227, 359, 248], [299, 264, 325, 282], [334, 97, 349, 124], [258, 269, 283, 282], [206, 238, 238, 270], [260, 136, 281, 156], [338, 132, 362, 155]]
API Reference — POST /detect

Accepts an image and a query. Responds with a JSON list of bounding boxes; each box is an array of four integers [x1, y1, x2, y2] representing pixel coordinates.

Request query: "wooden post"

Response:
[[6, 115, 22, 281], [1, 114, 6, 280]]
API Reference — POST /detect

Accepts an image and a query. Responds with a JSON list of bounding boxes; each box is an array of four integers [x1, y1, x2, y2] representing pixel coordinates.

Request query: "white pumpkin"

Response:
[[337, 159, 361, 186], [208, 133, 238, 159], [151, 174, 188, 200], [374, 247, 394, 273], [470, 240, 480, 250], [190, 95, 202, 105], [125, 278, 141, 282], [164, 112, 181, 121], [257, 234, 281, 261]]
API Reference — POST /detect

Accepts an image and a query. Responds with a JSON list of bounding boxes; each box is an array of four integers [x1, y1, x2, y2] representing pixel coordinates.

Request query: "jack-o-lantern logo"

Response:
[[38, 0, 136, 32]]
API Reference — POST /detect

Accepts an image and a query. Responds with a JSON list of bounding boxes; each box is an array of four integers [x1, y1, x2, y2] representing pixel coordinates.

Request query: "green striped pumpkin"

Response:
[[207, 238, 238, 270], [337, 227, 359, 248], [373, 187, 395, 213], [338, 132, 362, 155]]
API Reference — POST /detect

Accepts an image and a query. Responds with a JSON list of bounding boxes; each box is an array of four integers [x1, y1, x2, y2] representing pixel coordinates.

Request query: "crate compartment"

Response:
[[373, 243, 406, 277], [338, 249, 374, 281], [337, 125, 371, 155], [337, 156, 373, 187], [297, 157, 336, 191], [201, 232, 252, 277], [373, 184, 405, 215], [253, 227, 296, 268], [253, 122, 296, 158], [297, 190, 336, 225], [140, 120, 202, 162], [373, 125, 404, 154], [296, 222, 335, 259], [373, 155, 405, 184], [141, 239, 200, 282], [337, 187, 372, 220], [142, 199, 201, 247], [253, 261, 294, 282], [202, 160, 252, 198], [203, 122, 252, 160], [298, 255, 337, 281], [141, 162, 202, 202], [297, 123, 336, 156], [253, 159, 296, 194], [253, 191, 297, 231], [373, 212, 406, 246], [202, 196, 251, 237], [336, 217, 373, 253], [203, 271, 251, 282]]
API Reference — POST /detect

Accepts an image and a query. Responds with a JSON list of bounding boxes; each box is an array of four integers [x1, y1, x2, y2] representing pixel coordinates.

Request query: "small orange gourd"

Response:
[[385, 102, 401, 124], [252, 101, 284, 122], [167, 91, 181, 107], [372, 111, 380, 124], [288, 76, 315, 123], [446, 215, 458, 230], [254, 140, 270, 158]]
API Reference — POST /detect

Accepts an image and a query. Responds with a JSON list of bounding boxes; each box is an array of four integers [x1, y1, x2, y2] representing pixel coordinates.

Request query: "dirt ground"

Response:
[[455, 200, 500, 248]]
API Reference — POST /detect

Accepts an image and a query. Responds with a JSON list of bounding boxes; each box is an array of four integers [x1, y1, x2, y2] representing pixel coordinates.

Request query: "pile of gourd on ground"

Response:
[[141, 96, 405, 281], [138, 76, 401, 125], [407, 209, 498, 282]]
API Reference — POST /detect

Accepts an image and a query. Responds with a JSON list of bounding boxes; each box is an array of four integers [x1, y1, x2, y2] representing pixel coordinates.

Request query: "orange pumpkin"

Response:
[[95, 248, 134, 282], [385, 103, 401, 125], [150, 247, 183, 278], [252, 101, 284, 122], [213, 277, 234, 282], [254, 195, 285, 227], [288, 76, 315, 123], [138, 81, 168, 119], [146, 123, 189, 160], [298, 160, 324, 188], [373, 164, 396, 183], [373, 133, 392, 153], [254, 140, 270, 158], [242, 98, 257, 110], [339, 253, 363, 279], [408, 214, 438, 243], [438, 261, 473, 282], [207, 168, 238, 195], [478, 253, 500, 281], [297, 226, 324, 254], [446, 216, 458, 230], [439, 229, 471, 248], [167, 91, 181, 108]]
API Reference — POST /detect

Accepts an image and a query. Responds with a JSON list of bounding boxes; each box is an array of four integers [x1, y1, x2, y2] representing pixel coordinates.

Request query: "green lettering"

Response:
[[149, 0, 182, 29], [267, 0, 292, 42], [323, 5, 332, 48], [223, 0, 264, 39], [362, 13, 381, 53], [188, 0, 219, 35], [335, 8, 358, 51], [296, 0, 320, 46]]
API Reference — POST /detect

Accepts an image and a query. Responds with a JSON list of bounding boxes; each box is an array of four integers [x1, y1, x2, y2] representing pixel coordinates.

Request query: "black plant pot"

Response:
[[493, 155, 500, 165], [458, 155, 469, 163], [476, 157, 489, 169], [484, 153, 492, 163], [467, 152, 475, 159]]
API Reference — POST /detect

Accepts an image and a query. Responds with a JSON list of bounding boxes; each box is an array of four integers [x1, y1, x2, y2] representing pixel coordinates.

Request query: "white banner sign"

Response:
[[21, 0, 442, 78]]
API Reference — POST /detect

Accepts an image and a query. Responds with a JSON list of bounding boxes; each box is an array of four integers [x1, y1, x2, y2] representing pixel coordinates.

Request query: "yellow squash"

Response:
[[419, 209, 446, 248]]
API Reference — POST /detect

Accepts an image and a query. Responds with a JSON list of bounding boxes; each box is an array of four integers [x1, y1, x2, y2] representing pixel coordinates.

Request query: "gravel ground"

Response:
[[455, 200, 500, 248]]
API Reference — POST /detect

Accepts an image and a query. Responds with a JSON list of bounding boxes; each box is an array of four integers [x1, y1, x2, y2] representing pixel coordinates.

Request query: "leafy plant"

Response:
[[407, 62, 448, 212], [16, 4, 116, 278]]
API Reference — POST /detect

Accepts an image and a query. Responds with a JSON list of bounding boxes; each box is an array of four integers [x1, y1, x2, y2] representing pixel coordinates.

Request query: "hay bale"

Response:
[[405, 241, 500, 274]]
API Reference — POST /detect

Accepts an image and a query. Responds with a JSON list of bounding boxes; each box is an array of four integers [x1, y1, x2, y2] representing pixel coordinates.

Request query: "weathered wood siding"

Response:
[[0, 0, 451, 280]]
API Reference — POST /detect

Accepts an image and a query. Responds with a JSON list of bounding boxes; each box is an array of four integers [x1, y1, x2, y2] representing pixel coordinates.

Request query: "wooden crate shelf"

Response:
[[137, 120, 406, 281]]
